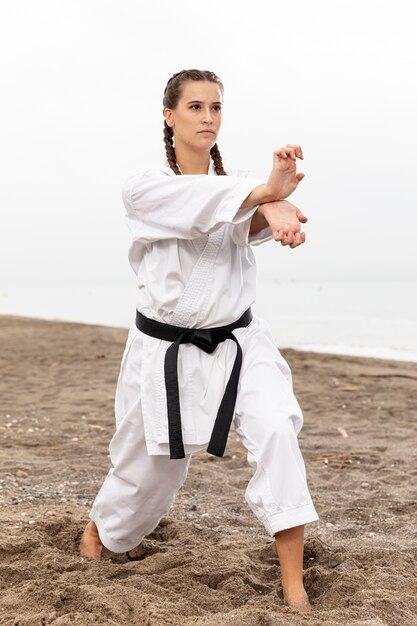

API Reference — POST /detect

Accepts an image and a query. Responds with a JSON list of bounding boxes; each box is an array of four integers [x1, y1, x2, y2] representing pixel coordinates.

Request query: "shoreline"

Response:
[[2, 311, 417, 365], [1, 278, 416, 363]]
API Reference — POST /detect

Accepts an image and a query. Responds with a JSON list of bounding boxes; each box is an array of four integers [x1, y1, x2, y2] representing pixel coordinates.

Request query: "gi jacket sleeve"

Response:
[[122, 169, 266, 244], [229, 169, 275, 247]]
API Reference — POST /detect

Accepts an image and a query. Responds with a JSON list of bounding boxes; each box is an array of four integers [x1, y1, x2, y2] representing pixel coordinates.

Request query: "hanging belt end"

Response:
[[206, 444, 225, 458]]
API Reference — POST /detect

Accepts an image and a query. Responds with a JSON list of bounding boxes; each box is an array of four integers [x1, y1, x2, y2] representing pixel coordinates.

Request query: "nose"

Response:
[[202, 106, 214, 124]]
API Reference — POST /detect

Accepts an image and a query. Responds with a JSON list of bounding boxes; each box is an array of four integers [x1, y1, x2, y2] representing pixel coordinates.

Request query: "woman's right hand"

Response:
[[257, 199, 308, 248], [265, 145, 305, 201]]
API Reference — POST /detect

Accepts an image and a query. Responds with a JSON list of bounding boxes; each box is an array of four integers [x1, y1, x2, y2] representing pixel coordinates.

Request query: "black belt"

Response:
[[135, 307, 253, 460]]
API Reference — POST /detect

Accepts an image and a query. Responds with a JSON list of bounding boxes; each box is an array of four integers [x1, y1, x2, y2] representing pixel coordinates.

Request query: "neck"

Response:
[[174, 143, 211, 175]]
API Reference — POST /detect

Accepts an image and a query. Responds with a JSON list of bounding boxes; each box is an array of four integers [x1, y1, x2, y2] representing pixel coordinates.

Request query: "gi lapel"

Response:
[[160, 158, 225, 328], [170, 227, 225, 328]]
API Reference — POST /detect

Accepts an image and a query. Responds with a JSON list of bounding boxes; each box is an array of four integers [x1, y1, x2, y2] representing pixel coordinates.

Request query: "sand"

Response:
[[0, 314, 416, 626]]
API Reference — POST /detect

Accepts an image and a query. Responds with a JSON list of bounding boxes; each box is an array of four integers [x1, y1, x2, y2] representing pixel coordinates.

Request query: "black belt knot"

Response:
[[135, 308, 253, 460], [190, 328, 217, 353]]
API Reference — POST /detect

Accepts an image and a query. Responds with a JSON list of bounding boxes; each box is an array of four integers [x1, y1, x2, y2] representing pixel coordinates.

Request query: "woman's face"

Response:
[[164, 80, 223, 150]]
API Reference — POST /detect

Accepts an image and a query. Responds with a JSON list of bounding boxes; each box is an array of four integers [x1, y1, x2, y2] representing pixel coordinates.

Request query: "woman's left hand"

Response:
[[257, 199, 308, 248]]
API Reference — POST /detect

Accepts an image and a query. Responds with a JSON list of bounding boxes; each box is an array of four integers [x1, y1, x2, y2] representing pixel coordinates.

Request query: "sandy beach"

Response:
[[0, 314, 416, 626]]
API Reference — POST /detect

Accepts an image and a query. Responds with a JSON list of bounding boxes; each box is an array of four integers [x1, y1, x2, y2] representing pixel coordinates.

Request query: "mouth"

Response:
[[199, 130, 215, 134]]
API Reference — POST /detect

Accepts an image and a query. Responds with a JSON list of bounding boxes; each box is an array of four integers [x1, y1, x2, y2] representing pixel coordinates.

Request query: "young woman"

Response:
[[80, 69, 319, 613]]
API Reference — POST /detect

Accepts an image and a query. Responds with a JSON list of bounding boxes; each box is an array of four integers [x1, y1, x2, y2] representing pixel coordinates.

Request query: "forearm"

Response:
[[240, 184, 276, 210], [249, 206, 271, 234]]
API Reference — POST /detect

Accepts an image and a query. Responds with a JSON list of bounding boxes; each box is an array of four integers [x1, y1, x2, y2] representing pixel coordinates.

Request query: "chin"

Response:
[[201, 137, 216, 146]]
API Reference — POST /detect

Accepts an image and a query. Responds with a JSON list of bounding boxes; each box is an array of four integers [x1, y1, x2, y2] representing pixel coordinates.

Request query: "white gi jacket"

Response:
[[121, 157, 274, 455]]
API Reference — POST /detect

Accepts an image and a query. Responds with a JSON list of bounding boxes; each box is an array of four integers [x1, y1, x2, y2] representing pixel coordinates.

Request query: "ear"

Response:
[[163, 107, 174, 128]]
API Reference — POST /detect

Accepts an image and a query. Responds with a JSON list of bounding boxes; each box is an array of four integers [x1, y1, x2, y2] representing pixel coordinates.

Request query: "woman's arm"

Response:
[[244, 144, 306, 234], [240, 184, 275, 210], [124, 145, 305, 244], [243, 144, 305, 212], [249, 207, 270, 235], [123, 170, 267, 244]]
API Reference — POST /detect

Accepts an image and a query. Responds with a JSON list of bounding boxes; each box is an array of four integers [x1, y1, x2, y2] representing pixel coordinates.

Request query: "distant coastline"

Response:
[[1, 280, 416, 363]]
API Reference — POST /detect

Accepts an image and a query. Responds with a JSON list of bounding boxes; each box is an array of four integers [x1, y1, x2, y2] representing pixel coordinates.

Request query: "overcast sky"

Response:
[[1, 0, 416, 285]]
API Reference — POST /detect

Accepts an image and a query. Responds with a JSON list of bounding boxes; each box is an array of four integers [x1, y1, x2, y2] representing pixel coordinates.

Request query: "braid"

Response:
[[162, 69, 228, 177], [210, 143, 227, 176], [163, 122, 181, 175]]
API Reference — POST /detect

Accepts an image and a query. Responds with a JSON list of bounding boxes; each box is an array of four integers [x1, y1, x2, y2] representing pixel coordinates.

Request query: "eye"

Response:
[[189, 104, 222, 111]]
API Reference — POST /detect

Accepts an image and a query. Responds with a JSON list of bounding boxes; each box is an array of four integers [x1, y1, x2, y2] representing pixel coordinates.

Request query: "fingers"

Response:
[[274, 230, 306, 248], [274, 230, 288, 244], [274, 230, 294, 245], [286, 144, 304, 159], [289, 231, 306, 248], [274, 230, 284, 242], [274, 144, 304, 161]]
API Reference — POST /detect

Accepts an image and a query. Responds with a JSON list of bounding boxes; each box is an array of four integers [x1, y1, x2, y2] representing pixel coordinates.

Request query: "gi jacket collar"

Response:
[[162, 157, 216, 177]]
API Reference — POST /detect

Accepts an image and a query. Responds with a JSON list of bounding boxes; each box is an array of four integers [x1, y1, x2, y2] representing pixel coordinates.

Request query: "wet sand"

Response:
[[0, 314, 416, 626]]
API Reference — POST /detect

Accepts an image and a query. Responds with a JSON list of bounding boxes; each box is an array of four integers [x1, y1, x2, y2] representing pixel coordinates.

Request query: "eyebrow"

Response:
[[186, 100, 222, 105]]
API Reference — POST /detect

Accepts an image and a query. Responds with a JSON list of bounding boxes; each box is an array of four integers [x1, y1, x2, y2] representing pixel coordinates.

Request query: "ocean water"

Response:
[[0, 280, 416, 363]]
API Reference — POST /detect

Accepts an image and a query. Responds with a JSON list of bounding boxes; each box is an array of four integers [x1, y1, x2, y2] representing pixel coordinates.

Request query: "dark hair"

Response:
[[162, 69, 227, 176]]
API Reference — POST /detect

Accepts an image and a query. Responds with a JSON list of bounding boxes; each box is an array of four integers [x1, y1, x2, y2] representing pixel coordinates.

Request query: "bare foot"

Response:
[[283, 586, 312, 613], [79, 521, 103, 560]]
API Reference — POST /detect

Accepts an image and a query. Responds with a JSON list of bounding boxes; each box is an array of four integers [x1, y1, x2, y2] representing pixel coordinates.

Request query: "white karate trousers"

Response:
[[89, 316, 319, 553]]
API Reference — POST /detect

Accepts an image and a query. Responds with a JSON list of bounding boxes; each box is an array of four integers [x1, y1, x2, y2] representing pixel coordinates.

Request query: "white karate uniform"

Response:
[[89, 157, 319, 553]]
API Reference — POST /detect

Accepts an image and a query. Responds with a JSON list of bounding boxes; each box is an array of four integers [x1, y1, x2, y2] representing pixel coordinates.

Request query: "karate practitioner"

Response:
[[80, 69, 319, 613]]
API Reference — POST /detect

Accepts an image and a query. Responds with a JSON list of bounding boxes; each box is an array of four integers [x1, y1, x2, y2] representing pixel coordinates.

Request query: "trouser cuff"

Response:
[[262, 502, 319, 536], [89, 507, 141, 554]]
